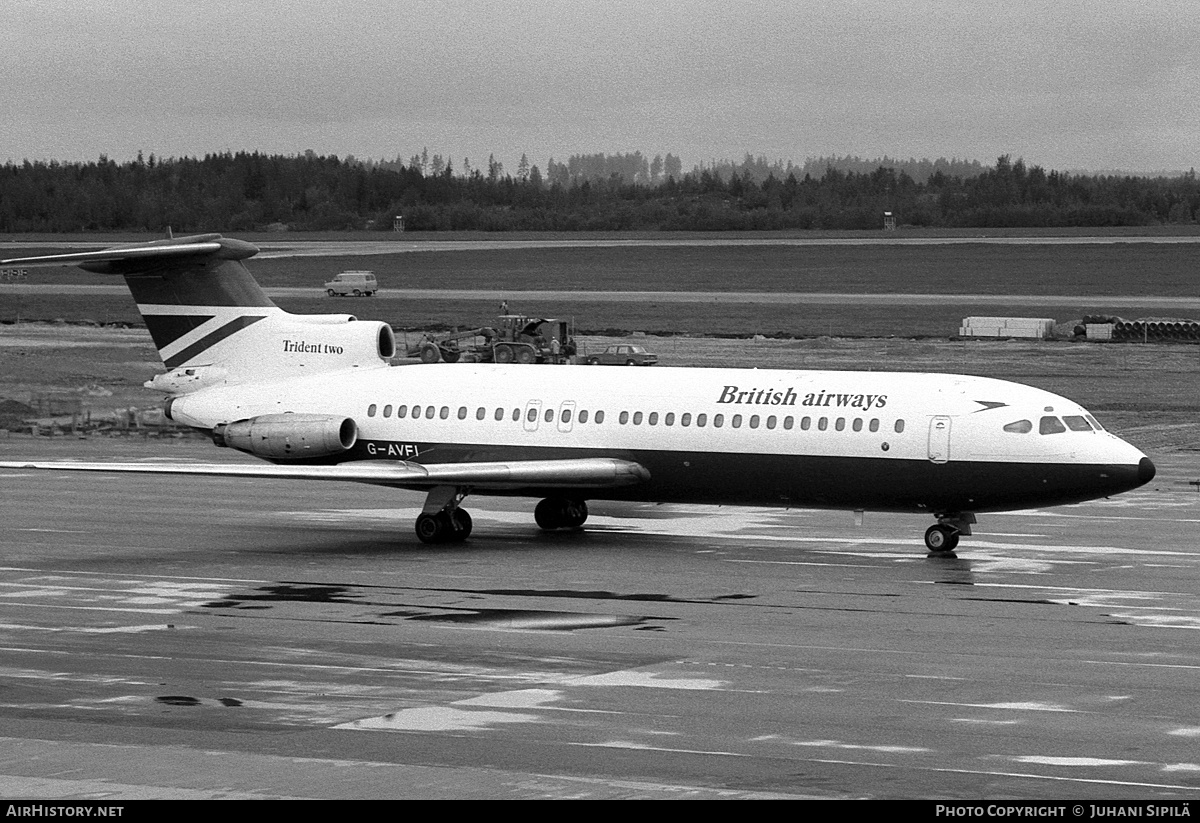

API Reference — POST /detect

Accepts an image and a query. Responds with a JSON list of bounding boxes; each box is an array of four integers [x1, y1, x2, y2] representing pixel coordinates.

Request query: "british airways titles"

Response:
[[718, 385, 888, 411]]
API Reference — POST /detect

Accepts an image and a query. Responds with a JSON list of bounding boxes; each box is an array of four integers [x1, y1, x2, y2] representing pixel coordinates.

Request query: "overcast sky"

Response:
[[3, 0, 1196, 173]]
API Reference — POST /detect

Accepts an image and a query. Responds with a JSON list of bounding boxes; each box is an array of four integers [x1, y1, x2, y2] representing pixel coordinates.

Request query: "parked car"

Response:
[[585, 344, 658, 366], [324, 271, 377, 296]]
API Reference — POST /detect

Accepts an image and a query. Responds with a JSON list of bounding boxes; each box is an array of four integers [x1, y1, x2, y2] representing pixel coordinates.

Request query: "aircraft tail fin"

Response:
[[1, 235, 395, 391]]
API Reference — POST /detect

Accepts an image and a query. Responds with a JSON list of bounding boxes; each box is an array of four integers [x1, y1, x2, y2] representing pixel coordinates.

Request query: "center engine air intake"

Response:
[[212, 413, 358, 459]]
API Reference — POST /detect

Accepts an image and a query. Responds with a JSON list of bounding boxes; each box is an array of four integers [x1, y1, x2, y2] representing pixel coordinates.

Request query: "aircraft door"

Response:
[[523, 400, 542, 432], [557, 400, 576, 433], [928, 416, 951, 463]]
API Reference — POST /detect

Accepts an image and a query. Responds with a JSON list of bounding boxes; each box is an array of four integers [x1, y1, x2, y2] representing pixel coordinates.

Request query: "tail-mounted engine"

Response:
[[212, 413, 358, 459], [147, 316, 396, 394], [250, 316, 396, 377]]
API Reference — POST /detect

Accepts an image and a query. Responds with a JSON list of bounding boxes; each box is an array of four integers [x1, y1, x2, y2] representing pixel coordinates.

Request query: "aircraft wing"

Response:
[[0, 457, 650, 490]]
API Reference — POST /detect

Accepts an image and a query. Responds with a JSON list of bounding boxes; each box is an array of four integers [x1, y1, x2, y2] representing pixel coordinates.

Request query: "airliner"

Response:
[[0, 234, 1155, 553]]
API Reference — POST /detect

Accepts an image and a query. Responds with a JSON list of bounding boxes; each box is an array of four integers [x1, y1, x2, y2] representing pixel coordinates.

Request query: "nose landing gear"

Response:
[[925, 512, 975, 555], [924, 524, 959, 553]]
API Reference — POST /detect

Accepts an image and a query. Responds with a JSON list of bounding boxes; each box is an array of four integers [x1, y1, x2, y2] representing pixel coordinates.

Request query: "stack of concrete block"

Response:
[[959, 317, 1055, 339]]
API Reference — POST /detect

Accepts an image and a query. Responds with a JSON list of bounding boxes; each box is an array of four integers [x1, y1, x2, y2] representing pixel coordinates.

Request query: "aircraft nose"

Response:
[[1138, 456, 1156, 484]]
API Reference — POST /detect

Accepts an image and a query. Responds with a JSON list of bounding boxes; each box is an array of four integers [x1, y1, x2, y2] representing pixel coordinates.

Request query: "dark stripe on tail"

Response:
[[164, 315, 269, 369], [142, 315, 216, 351]]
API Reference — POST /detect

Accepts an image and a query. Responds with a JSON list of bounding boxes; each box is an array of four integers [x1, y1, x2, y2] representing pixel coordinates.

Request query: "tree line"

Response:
[[0, 150, 1196, 233]]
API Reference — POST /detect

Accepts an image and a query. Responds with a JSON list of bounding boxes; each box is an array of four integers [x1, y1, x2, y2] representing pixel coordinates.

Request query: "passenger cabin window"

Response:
[[696, 413, 706, 427], [458, 407, 468, 420], [439, 406, 449, 420], [894, 420, 905, 434], [619, 411, 630, 424], [368, 403, 377, 417], [633, 411, 643, 425], [579, 410, 589, 424], [681, 413, 692, 426], [595, 411, 605, 424], [398, 405, 408, 419], [713, 414, 723, 428], [1004, 420, 1033, 433], [477, 407, 486, 420], [1040, 416, 1067, 435], [494, 408, 504, 421], [649, 412, 659, 425], [784, 416, 794, 430], [383, 404, 392, 418]]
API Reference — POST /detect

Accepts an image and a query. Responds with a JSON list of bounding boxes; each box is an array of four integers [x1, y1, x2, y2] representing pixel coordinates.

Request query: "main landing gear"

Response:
[[414, 486, 473, 544], [413, 489, 591, 544], [415, 507, 473, 544], [534, 497, 588, 531], [924, 512, 976, 555]]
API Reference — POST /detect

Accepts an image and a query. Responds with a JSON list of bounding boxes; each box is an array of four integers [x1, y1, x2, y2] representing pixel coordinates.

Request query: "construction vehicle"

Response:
[[405, 315, 576, 365]]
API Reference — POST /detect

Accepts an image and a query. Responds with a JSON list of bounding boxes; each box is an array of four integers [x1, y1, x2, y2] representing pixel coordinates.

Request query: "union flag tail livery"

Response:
[[0, 235, 1155, 553]]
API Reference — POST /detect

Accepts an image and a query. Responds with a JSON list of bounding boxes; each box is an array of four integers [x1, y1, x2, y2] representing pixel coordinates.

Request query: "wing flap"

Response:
[[0, 457, 650, 489]]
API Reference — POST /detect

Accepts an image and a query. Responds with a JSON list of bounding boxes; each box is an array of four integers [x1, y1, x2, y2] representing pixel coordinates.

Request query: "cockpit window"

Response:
[[1039, 416, 1067, 435], [1003, 420, 1032, 433], [1063, 415, 1093, 432], [1085, 414, 1104, 431]]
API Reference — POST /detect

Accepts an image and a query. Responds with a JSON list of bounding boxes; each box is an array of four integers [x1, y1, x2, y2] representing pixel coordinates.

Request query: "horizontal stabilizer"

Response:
[[0, 457, 650, 490], [1, 242, 219, 268], [0, 235, 259, 273]]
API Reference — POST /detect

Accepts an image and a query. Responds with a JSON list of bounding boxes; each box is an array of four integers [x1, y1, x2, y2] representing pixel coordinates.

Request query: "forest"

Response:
[[0, 150, 1196, 233]]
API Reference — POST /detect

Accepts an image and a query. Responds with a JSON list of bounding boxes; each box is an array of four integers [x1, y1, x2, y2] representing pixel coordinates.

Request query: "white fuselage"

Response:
[[166, 362, 1151, 514]]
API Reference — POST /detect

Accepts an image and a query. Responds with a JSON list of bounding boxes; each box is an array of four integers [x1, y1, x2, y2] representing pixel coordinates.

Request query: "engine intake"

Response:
[[213, 413, 358, 459]]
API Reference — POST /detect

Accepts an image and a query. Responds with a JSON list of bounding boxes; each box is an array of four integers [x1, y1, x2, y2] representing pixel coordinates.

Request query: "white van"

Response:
[[324, 271, 377, 297]]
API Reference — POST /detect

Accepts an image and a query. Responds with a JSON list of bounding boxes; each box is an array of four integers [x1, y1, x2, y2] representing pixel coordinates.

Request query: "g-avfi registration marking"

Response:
[[363, 441, 421, 458]]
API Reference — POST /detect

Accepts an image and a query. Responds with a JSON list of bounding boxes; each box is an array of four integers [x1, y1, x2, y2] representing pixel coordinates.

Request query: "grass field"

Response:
[[3, 238, 1199, 336], [7, 239, 1200, 293]]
